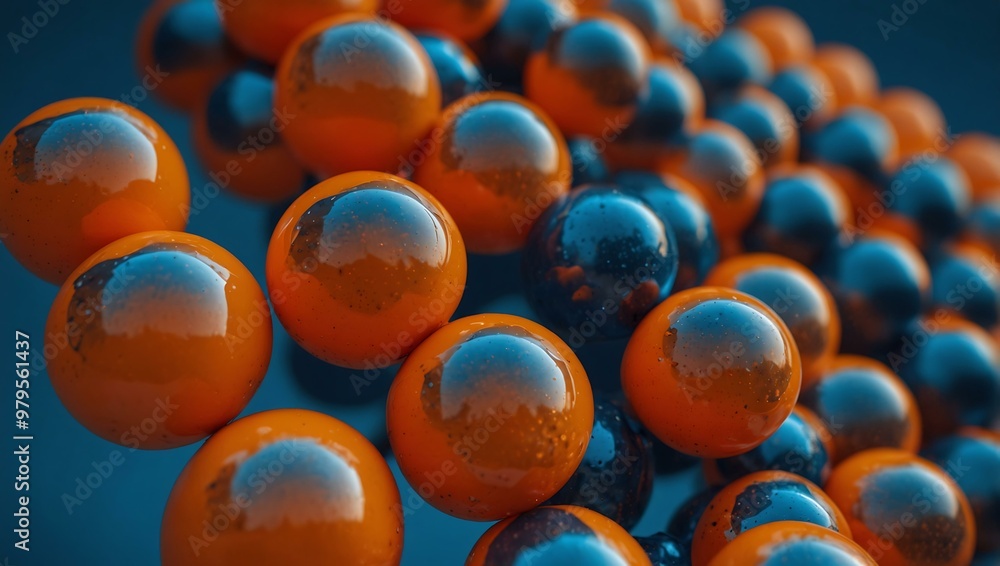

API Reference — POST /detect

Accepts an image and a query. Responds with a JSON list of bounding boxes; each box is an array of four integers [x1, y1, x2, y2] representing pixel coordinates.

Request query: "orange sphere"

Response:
[[0, 97, 189, 284], [389, 0, 507, 42], [466, 505, 651, 565], [737, 7, 815, 70], [161, 409, 402, 565], [877, 88, 947, 160], [44, 231, 272, 449], [525, 15, 651, 138], [693, 470, 851, 566], [660, 120, 765, 239], [948, 133, 1000, 201], [136, 0, 244, 112], [704, 253, 840, 385], [813, 44, 879, 110], [412, 92, 570, 254], [216, 0, 378, 64], [674, 0, 724, 37], [707, 521, 877, 566], [621, 286, 802, 458], [274, 15, 441, 177], [266, 171, 466, 369], [387, 314, 594, 521], [192, 68, 306, 202], [825, 449, 976, 566]]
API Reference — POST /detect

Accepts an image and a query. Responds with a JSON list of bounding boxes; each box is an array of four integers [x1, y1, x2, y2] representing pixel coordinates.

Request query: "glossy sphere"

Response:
[[577, 0, 681, 54], [687, 29, 772, 103], [637, 533, 687, 566], [704, 253, 839, 382], [479, 0, 577, 84], [193, 68, 305, 202], [877, 88, 947, 159], [525, 15, 651, 137], [387, 314, 593, 521], [568, 137, 611, 186], [667, 487, 721, 554], [522, 186, 678, 341], [965, 198, 1000, 255], [924, 428, 1000, 554], [616, 171, 718, 291], [881, 158, 971, 248], [416, 33, 485, 107], [220, 0, 378, 63], [136, 0, 243, 111], [692, 470, 851, 566], [161, 409, 402, 565], [704, 407, 831, 487], [274, 16, 440, 177], [674, 0, 724, 36], [948, 133, 1000, 201], [767, 63, 838, 130], [622, 287, 802, 458], [890, 317, 1000, 441], [800, 355, 921, 463], [545, 398, 654, 529], [0, 98, 189, 284], [707, 521, 877, 566], [737, 7, 814, 70], [825, 449, 976, 566], [392, 0, 506, 41], [711, 86, 798, 168], [466, 505, 651, 565], [930, 244, 1000, 331], [805, 106, 898, 211], [743, 166, 849, 267], [816, 232, 929, 355], [661, 120, 765, 239], [45, 231, 271, 449], [604, 62, 705, 171], [265, 172, 466, 369], [813, 44, 879, 110], [413, 92, 570, 254]]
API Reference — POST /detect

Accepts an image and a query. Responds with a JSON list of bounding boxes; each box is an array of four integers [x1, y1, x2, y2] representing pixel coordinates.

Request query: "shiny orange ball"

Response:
[[274, 15, 441, 177], [387, 314, 594, 521], [389, 0, 507, 41], [707, 521, 876, 566], [674, 0, 724, 37], [813, 44, 880, 111], [877, 88, 947, 160], [45, 231, 272, 449], [621, 286, 802, 458], [161, 409, 402, 565], [737, 7, 815, 70], [948, 133, 1000, 201], [266, 171, 466, 369], [412, 92, 570, 254], [0, 97, 189, 284]]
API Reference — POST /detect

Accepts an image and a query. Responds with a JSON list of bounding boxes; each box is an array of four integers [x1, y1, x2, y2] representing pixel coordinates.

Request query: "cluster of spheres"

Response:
[[2, 0, 999, 564]]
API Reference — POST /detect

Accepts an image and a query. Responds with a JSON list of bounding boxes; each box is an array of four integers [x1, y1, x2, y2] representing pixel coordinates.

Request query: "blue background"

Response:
[[0, 0, 998, 564]]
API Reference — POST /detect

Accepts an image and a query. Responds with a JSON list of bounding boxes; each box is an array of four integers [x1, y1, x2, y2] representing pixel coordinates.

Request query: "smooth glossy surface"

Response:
[[466, 505, 652, 566], [743, 165, 848, 267], [800, 355, 921, 463], [417, 33, 486, 107], [825, 449, 976, 566], [929, 244, 1000, 332], [812, 44, 879, 110], [816, 232, 929, 355], [880, 157, 971, 248], [636, 533, 688, 566], [711, 86, 797, 168], [218, 0, 377, 63], [706, 521, 877, 566], [877, 88, 948, 159], [387, 314, 594, 521], [666, 487, 721, 555], [525, 15, 650, 137], [274, 16, 440, 176], [947, 133, 1000, 201], [1, 97, 189, 284], [705, 253, 840, 382], [622, 287, 802, 458], [661, 120, 765, 239], [161, 409, 402, 565], [413, 92, 570, 254], [545, 397, 654, 529], [889, 317, 1000, 441], [391, 0, 507, 41], [704, 407, 832, 486], [265, 171, 467, 369], [737, 7, 814, 70], [578, 0, 680, 54], [674, 0, 724, 36], [193, 67, 305, 202], [616, 171, 718, 292], [692, 470, 850, 566], [45, 231, 272, 449], [137, 0, 244, 111], [522, 185, 678, 341], [965, 198, 1000, 256], [568, 137, 611, 186], [767, 63, 837, 130], [479, 0, 577, 84], [687, 29, 772, 103]]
